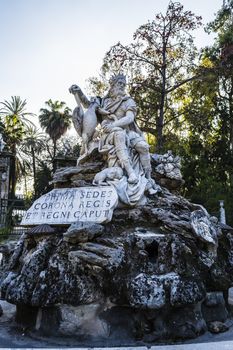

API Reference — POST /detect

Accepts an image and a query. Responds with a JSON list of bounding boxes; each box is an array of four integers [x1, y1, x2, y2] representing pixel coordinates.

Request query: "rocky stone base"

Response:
[[15, 302, 207, 341], [1, 189, 233, 343], [51, 150, 184, 193], [12, 292, 232, 342]]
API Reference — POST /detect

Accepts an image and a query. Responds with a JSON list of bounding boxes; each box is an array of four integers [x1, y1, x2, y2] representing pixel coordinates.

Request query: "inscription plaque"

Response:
[[21, 187, 118, 226]]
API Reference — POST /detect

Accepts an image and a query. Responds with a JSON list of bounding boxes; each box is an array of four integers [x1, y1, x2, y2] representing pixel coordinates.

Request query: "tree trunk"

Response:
[[24, 175, 28, 196], [8, 145, 16, 199], [52, 139, 57, 173], [228, 90, 233, 187], [230, 102, 233, 152], [31, 147, 37, 198], [156, 38, 167, 152]]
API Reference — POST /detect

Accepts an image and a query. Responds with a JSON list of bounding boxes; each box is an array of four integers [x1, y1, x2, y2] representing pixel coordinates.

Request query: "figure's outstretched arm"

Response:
[[69, 84, 91, 108]]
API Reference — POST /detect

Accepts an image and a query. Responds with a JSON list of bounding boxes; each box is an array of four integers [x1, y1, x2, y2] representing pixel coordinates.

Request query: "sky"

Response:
[[0, 0, 224, 123]]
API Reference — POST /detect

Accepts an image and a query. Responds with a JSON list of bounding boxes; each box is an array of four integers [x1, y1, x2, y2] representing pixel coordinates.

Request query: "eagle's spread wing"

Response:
[[72, 106, 83, 137]]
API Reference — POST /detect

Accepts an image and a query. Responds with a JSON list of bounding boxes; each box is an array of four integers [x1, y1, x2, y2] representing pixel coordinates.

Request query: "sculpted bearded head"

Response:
[[108, 74, 127, 98]]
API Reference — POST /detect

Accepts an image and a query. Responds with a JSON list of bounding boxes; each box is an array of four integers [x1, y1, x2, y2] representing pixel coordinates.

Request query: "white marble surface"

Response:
[[69, 74, 158, 206], [21, 187, 118, 226]]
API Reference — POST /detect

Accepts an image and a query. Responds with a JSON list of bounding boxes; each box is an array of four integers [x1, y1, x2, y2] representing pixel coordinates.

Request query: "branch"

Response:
[[165, 75, 201, 94], [117, 43, 162, 72], [141, 126, 157, 134], [165, 66, 219, 94], [163, 114, 181, 126]]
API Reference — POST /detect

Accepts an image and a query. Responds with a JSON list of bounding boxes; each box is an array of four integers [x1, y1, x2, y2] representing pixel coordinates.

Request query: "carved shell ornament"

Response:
[[28, 224, 55, 235]]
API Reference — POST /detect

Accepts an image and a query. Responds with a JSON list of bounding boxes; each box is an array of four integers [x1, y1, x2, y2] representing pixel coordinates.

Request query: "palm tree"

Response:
[[39, 99, 72, 170], [20, 127, 46, 197], [0, 96, 35, 198]]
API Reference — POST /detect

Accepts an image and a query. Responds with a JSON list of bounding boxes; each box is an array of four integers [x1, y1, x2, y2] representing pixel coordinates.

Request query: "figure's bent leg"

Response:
[[133, 139, 161, 194], [114, 131, 138, 184], [134, 141, 152, 179], [81, 132, 89, 155]]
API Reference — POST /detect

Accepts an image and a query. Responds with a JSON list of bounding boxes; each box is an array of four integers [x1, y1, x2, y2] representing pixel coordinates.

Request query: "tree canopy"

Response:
[[39, 99, 72, 169], [100, 1, 202, 151]]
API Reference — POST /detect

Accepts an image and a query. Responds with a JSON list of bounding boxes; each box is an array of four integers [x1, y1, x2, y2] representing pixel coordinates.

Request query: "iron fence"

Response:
[[0, 197, 32, 238]]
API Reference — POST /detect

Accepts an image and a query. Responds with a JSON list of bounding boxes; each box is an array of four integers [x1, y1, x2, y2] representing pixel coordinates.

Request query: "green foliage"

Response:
[[0, 96, 35, 198], [159, 0, 233, 224], [0, 96, 35, 153], [34, 162, 53, 198], [87, 77, 108, 96], [19, 127, 47, 197], [39, 99, 72, 164], [39, 100, 72, 142], [55, 135, 81, 158], [86, 1, 233, 221], [98, 1, 202, 151], [0, 226, 13, 242]]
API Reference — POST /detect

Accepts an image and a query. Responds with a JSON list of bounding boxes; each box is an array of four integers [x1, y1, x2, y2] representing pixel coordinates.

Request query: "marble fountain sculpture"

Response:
[[0, 74, 233, 346]]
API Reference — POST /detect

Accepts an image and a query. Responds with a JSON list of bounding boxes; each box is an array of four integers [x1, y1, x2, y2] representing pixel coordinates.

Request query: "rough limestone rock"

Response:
[[1, 186, 233, 345], [0, 240, 18, 269], [208, 321, 229, 334], [63, 221, 104, 243], [202, 292, 228, 323], [151, 150, 184, 191], [52, 150, 184, 193], [51, 159, 104, 188]]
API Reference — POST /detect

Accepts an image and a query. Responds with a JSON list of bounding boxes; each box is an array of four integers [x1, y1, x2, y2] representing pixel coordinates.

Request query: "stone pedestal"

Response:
[[1, 187, 233, 344]]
